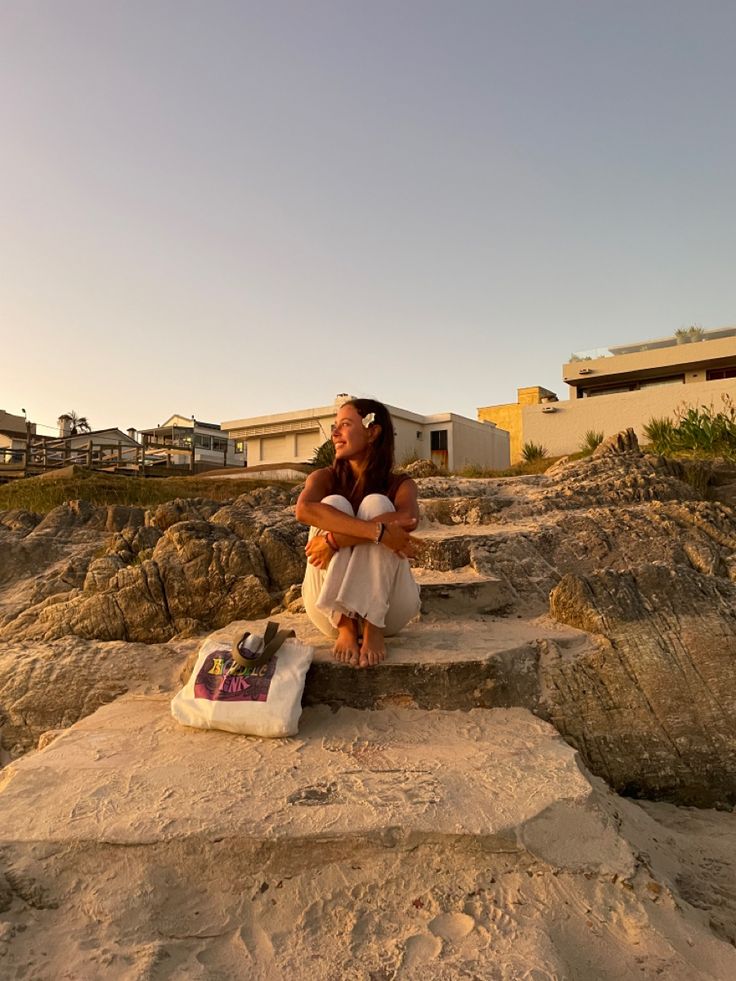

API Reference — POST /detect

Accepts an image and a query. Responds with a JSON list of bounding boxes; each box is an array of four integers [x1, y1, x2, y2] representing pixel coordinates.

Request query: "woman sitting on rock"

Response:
[[295, 397, 421, 668]]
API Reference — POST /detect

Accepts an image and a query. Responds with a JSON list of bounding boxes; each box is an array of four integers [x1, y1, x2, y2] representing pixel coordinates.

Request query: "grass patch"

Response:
[[0, 468, 298, 515]]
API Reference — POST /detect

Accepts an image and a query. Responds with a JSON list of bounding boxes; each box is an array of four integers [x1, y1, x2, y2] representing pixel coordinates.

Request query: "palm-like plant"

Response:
[[521, 441, 547, 462], [310, 439, 335, 468], [65, 410, 92, 435], [580, 430, 604, 454]]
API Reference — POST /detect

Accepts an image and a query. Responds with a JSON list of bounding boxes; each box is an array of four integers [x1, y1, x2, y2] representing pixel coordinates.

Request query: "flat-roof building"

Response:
[[479, 324, 736, 461], [222, 396, 510, 472]]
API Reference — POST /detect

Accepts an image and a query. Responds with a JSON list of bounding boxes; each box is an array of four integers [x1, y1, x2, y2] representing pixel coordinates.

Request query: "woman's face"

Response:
[[331, 404, 370, 462]]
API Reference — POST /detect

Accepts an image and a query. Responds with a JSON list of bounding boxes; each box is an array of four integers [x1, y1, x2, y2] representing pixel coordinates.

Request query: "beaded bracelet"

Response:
[[325, 532, 339, 552]]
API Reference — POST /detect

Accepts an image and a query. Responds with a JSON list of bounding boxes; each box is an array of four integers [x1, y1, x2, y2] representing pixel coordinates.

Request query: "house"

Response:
[[479, 324, 736, 461], [222, 396, 510, 472], [32, 425, 141, 469], [136, 415, 246, 469], [0, 409, 33, 464]]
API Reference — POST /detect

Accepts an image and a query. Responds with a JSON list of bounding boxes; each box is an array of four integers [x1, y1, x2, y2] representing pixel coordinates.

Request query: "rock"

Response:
[[420, 496, 511, 525], [543, 455, 570, 477], [2, 521, 274, 643], [403, 459, 442, 477], [146, 497, 222, 531], [0, 637, 183, 756], [545, 563, 736, 806], [592, 427, 640, 458], [258, 520, 308, 589], [83, 554, 129, 593], [30, 500, 145, 539], [0, 509, 41, 537]]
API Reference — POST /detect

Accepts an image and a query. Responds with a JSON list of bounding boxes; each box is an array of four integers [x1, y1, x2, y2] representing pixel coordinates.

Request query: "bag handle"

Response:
[[229, 621, 296, 670]]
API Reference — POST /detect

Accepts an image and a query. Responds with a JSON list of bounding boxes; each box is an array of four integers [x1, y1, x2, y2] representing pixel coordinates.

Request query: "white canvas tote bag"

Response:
[[171, 621, 314, 737]]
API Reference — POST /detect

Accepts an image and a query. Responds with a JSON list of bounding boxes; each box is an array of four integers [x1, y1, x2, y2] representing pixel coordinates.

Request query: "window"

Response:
[[212, 437, 227, 451], [194, 434, 212, 449], [430, 430, 448, 451], [707, 367, 736, 381], [234, 440, 245, 454]]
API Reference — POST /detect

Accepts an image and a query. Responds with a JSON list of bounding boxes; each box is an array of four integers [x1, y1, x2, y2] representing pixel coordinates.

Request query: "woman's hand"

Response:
[[305, 534, 336, 570], [380, 521, 418, 559]]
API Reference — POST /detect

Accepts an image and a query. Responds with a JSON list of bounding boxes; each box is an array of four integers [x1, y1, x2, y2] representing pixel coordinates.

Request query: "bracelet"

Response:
[[325, 532, 338, 552], [374, 522, 385, 544]]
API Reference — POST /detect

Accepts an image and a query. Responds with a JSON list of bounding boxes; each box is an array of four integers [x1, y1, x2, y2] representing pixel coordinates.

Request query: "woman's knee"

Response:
[[322, 495, 355, 515], [357, 494, 394, 520]]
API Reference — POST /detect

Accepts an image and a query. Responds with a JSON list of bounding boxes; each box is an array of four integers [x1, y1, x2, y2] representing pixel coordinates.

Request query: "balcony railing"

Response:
[[570, 325, 736, 362]]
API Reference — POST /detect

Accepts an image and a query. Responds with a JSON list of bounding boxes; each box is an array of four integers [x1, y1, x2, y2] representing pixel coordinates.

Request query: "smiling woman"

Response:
[[295, 398, 421, 669]]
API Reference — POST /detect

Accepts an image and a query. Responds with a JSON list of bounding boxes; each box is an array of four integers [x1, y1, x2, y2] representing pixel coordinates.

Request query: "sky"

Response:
[[2, 0, 736, 436]]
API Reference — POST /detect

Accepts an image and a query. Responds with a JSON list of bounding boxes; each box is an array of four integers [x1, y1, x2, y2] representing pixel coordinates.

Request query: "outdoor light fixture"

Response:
[[578, 367, 594, 375], [541, 406, 557, 413]]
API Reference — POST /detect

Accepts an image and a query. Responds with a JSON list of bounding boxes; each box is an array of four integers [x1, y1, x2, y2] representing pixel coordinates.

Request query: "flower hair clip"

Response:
[[362, 412, 376, 429]]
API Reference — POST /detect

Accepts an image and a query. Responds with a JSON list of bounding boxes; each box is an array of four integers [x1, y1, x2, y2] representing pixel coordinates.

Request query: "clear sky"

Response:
[[3, 0, 735, 435]]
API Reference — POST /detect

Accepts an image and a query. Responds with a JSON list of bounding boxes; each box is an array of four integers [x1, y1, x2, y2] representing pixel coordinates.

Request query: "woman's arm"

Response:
[[329, 478, 419, 554], [295, 469, 379, 541]]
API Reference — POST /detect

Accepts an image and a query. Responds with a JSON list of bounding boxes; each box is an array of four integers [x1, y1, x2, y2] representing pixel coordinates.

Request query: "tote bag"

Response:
[[171, 621, 314, 737]]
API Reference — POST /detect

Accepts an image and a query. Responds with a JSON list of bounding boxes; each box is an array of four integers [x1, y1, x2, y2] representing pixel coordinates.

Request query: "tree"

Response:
[[63, 410, 92, 435]]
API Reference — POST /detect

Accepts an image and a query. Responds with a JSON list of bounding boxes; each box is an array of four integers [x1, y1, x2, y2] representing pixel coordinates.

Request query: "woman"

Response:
[[295, 398, 421, 669]]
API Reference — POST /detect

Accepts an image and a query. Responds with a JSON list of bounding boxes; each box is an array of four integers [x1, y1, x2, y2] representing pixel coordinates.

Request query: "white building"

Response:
[[137, 414, 246, 469], [222, 396, 510, 472], [0, 409, 33, 464]]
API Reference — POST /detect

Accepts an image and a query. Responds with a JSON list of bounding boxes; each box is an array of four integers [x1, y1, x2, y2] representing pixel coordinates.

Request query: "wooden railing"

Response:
[[0, 438, 197, 478]]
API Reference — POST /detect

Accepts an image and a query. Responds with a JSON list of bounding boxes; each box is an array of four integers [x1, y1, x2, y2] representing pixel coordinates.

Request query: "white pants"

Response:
[[302, 494, 421, 638]]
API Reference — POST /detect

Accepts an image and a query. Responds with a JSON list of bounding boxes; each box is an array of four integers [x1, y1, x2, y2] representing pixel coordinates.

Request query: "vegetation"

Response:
[[579, 429, 604, 454], [60, 410, 92, 435], [310, 439, 335, 468], [0, 469, 297, 515], [674, 325, 705, 344], [644, 398, 736, 459], [521, 441, 547, 463]]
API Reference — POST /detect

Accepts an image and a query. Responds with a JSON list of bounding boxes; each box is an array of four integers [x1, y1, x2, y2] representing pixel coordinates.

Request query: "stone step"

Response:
[[413, 567, 511, 616], [181, 614, 586, 713], [0, 695, 628, 872], [0, 690, 730, 979], [418, 495, 513, 525], [412, 524, 531, 571]]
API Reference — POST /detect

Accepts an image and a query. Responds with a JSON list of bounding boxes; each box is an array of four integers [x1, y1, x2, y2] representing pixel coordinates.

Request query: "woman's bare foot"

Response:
[[333, 617, 360, 666], [359, 620, 386, 668]]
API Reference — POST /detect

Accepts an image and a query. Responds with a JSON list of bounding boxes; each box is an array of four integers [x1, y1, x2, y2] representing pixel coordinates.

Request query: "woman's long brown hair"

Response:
[[331, 398, 396, 508]]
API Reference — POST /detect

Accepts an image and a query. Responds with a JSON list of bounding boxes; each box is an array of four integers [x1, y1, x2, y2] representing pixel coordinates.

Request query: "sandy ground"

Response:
[[1, 696, 735, 980]]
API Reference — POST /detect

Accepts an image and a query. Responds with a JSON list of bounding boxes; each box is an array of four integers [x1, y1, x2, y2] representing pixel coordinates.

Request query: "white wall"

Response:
[[445, 416, 510, 470], [522, 377, 736, 457]]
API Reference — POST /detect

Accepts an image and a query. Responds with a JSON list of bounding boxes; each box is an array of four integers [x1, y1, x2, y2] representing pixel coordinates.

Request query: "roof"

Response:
[[140, 415, 222, 433], [43, 428, 140, 447]]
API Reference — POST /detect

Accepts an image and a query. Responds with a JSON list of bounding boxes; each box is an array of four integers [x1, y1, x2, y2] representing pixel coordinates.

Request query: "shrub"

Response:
[[644, 398, 736, 459], [643, 417, 676, 455], [580, 430, 604, 454], [521, 441, 547, 463], [310, 439, 335, 468]]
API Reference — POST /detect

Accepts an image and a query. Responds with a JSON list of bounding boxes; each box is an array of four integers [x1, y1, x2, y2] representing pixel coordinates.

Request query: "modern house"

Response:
[[479, 324, 736, 461], [136, 415, 246, 469], [222, 396, 510, 472]]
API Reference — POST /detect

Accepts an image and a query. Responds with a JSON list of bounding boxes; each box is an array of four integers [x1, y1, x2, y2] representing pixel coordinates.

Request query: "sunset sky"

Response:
[[3, 1, 735, 435]]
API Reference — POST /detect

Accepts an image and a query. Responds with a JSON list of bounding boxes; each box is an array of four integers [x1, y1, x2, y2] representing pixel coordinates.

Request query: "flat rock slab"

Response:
[[0, 695, 633, 876], [414, 567, 510, 615], [192, 614, 587, 711]]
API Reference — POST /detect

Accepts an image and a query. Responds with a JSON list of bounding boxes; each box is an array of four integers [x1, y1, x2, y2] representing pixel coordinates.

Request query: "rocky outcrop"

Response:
[[0, 489, 306, 644], [0, 637, 184, 757], [3, 436, 736, 807], [592, 426, 640, 457], [544, 563, 736, 806]]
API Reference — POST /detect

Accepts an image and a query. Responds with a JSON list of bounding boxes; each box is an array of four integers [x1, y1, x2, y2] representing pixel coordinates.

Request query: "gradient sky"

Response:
[[3, 1, 736, 435]]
